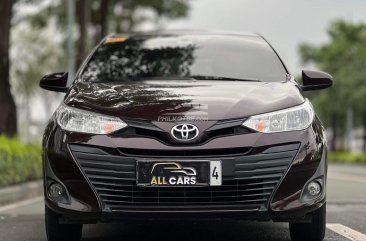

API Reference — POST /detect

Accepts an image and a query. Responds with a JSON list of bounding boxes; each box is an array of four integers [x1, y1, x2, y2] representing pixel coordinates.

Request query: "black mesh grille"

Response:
[[91, 179, 276, 207], [69, 143, 299, 211]]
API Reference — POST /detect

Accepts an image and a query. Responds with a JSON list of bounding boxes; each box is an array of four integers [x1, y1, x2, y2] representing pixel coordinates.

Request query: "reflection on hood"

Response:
[[64, 81, 304, 121]]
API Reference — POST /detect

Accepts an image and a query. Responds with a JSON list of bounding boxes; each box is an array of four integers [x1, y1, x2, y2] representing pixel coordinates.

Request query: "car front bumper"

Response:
[[43, 118, 327, 223]]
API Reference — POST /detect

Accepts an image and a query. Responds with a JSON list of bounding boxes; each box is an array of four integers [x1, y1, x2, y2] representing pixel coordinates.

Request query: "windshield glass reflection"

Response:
[[81, 35, 287, 83]]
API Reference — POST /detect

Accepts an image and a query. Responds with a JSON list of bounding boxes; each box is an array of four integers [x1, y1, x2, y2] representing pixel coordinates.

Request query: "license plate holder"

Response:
[[136, 160, 222, 187]]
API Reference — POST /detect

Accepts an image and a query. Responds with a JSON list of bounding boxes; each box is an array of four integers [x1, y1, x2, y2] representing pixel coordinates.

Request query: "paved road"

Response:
[[0, 163, 365, 241]]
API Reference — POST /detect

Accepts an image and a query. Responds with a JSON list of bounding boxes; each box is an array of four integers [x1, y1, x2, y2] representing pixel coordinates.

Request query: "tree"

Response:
[[0, 0, 17, 137], [299, 19, 366, 151], [11, 21, 66, 142], [113, 0, 190, 32], [26, 0, 190, 66], [76, 0, 90, 67]]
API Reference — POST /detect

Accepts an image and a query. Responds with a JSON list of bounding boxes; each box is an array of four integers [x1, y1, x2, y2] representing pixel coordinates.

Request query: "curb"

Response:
[[0, 180, 43, 206]]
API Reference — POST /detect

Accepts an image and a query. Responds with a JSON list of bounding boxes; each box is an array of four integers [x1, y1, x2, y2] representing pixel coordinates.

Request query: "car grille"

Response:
[[69, 143, 299, 211], [118, 118, 254, 145]]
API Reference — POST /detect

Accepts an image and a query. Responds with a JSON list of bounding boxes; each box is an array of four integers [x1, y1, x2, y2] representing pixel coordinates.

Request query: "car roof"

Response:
[[108, 30, 262, 39]]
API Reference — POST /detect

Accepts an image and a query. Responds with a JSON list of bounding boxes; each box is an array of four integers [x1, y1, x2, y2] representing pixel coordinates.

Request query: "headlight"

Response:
[[55, 104, 128, 134], [242, 100, 314, 133]]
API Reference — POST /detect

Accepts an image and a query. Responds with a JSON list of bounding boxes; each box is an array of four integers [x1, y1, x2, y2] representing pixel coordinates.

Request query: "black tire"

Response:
[[289, 203, 326, 241], [45, 206, 83, 241]]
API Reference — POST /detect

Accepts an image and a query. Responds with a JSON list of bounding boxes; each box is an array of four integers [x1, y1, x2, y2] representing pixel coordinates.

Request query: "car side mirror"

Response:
[[301, 70, 333, 91], [39, 72, 69, 92]]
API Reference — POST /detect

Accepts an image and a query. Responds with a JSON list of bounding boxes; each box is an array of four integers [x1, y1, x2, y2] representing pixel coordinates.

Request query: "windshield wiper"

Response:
[[188, 75, 260, 82]]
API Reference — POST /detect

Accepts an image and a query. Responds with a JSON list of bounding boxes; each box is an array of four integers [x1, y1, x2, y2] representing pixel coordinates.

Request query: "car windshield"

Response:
[[80, 34, 288, 83]]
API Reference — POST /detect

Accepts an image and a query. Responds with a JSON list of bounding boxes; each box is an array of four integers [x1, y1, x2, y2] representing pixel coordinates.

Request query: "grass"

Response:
[[328, 151, 366, 165], [0, 135, 42, 187]]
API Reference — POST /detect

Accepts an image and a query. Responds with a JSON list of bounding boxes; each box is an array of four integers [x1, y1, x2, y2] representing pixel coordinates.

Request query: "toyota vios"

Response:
[[40, 31, 332, 241]]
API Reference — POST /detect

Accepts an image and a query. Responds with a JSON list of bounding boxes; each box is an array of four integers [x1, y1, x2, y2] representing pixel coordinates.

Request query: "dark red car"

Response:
[[40, 31, 332, 241]]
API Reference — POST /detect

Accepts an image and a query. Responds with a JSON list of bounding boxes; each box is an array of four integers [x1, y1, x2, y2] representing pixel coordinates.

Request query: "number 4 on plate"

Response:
[[210, 161, 222, 186]]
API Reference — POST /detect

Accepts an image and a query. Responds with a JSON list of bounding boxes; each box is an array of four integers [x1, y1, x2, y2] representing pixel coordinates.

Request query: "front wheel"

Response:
[[45, 206, 83, 241], [289, 203, 326, 241]]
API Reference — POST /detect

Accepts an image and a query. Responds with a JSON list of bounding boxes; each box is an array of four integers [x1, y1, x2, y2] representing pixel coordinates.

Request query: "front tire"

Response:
[[289, 203, 326, 241], [45, 206, 82, 241]]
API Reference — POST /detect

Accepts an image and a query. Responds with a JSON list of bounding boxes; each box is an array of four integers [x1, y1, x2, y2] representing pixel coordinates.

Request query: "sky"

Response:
[[166, 0, 366, 75]]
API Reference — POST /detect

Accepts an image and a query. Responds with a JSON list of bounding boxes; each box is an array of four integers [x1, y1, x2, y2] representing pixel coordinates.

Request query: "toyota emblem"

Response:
[[171, 123, 199, 141]]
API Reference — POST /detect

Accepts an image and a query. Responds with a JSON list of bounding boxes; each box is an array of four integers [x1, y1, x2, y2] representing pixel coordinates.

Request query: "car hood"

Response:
[[64, 80, 305, 121]]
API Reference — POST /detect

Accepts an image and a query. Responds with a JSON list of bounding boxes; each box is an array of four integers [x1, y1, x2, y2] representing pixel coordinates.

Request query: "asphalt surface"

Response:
[[0, 163, 365, 241]]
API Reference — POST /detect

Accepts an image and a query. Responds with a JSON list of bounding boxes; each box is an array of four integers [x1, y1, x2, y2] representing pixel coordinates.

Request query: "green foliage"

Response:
[[24, 0, 190, 38], [299, 19, 366, 131], [299, 19, 366, 152], [0, 136, 42, 187], [25, 1, 67, 29], [11, 22, 67, 99], [328, 152, 366, 164]]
